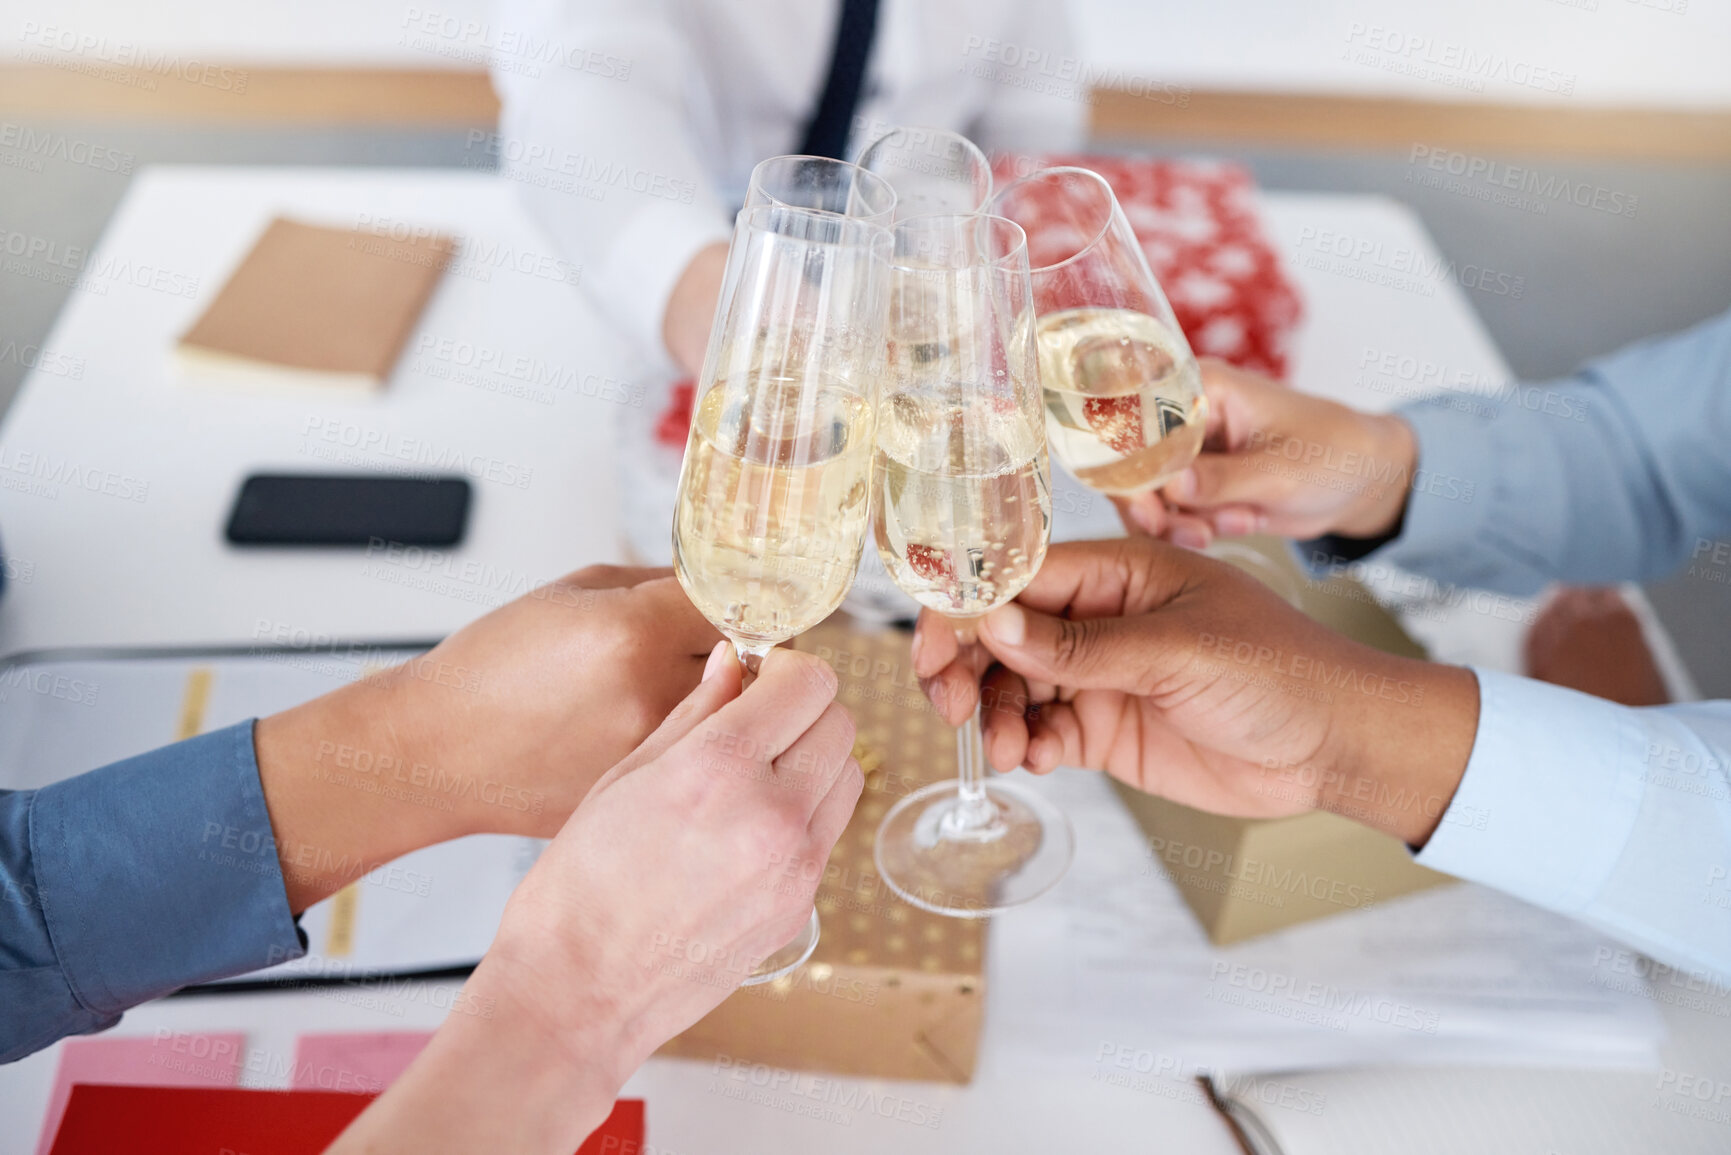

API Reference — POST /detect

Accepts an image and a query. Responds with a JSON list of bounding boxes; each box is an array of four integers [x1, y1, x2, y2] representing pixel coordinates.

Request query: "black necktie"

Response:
[[797, 0, 882, 160]]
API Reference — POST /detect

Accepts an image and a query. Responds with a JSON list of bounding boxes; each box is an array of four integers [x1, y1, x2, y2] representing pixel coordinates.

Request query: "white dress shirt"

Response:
[[492, 0, 1086, 369]]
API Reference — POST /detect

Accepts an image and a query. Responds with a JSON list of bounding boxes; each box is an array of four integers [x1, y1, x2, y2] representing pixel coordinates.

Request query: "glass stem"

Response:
[[733, 638, 772, 676], [954, 702, 996, 822]]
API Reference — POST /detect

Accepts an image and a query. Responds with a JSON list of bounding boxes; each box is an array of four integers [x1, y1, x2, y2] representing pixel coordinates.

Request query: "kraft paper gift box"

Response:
[[657, 619, 985, 1083], [1117, 536, 1452, 945]]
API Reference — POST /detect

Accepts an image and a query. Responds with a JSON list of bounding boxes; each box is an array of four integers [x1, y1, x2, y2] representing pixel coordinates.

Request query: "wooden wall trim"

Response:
[[2, 62, 1728, 162], [0, 64, 500, 126], [1091, 87, 1731, 162]]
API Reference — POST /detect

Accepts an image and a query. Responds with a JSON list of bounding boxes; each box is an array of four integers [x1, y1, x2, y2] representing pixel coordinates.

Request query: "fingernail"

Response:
[[701, 640, 730, 683], [1173, 525, 1209, 551], [984, 602, 1026, 646], [1129, 498, 1162, 536], [1217, 509, 1256, 537], [909, 629, 925, 671], [1169, 468, 1198, 502]]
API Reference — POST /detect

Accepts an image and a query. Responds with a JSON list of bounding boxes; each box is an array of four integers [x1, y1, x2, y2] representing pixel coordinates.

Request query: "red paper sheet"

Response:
[[47, 1085, 646, 1155], [35, 1032, 244, 1155]]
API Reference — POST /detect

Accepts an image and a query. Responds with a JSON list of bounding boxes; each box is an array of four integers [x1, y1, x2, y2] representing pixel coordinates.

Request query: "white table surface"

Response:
[[0, 167, 1705, 1154], [0, 168, 637, 656]]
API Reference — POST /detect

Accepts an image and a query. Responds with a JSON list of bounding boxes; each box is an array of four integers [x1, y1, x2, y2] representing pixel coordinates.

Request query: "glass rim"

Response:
[[745, 154, 898, 221], [735, 200, 895, 251], [855, 124, 991, 173], [877, 211, 1029, 274], [987, 165, 1122, 276]]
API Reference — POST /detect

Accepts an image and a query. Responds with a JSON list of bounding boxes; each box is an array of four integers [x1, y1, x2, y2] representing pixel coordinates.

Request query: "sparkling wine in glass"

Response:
[[870, 213, 1074, 918], [672, 198, 889, 980], [990, 167, 1205, 496], [840, 126, 995, 625]]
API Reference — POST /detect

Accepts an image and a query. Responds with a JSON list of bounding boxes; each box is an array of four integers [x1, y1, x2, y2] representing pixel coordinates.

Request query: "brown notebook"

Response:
[[176, 216, 456, 392]]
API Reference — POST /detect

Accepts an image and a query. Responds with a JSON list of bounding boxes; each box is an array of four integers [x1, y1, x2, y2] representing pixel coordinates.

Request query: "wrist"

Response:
[[255, 668, 470, 911], [1334, 414, 1416, 539], [1318, 651, 1479, 847], [467, 954, 633, 1140], [329, 954, 628, 1154]]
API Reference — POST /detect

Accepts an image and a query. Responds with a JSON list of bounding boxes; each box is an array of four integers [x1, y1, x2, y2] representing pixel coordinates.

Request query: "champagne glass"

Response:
[[989, 167, 1205, 496], [843, 129, 996, 622], [870, 213, 1074, 917], [672, 200, 890, 981], [837, 127, 987, 624], [744, 154, 897, 224], [854, 126, 993, 218]]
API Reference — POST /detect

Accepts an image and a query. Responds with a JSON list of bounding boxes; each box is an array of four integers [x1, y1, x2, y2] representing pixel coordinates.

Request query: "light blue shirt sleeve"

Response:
[[1383, 307, 1731, 594], [1351, 312, 1731, 980], [1418, 670, 1731, 983], [0, 720, 305, 1063]]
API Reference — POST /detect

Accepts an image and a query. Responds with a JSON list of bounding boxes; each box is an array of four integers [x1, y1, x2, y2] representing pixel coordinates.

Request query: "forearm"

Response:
[[255, 667, 472, 913], [325, 953, 629, 1154], [663, 242, 729, 377]]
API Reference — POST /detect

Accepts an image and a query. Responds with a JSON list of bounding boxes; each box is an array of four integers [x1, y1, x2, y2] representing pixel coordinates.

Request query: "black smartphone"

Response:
[[224, 474, 472, 547]]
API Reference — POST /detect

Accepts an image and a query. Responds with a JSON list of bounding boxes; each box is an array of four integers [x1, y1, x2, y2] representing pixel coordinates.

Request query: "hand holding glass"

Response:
[[672, 200, 889, 979]]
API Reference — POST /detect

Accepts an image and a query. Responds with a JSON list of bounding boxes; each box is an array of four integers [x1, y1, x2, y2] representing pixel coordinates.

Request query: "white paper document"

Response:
[[981, 770, 1666, 1080]]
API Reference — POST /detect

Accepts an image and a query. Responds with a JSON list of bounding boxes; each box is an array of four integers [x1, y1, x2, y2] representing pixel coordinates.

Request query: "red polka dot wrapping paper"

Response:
[[993, 154, 1305, 381]]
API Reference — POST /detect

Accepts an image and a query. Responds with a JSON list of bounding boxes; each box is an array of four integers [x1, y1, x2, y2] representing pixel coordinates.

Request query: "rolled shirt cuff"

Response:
[[30, 720, 305, 1015], [1415, 668, 1645, 914]]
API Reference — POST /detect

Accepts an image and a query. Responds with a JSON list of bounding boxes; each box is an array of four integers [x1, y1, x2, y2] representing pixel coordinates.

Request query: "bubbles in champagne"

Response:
[[674, 377, 873, 647], [1036, 306, 1205, 495], [873, 389, 1050, 618]]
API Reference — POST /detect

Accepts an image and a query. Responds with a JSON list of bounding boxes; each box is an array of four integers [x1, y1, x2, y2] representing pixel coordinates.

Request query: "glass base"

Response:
[[738, 908, 819, 986], [873, 780, 1074, 918]]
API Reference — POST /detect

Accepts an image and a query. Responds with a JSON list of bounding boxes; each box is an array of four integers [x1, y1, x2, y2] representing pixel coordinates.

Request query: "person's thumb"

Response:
[[977, 601, 1174, 695]]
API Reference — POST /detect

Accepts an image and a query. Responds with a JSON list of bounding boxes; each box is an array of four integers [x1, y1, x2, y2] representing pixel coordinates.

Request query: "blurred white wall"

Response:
[[1073, 0, 1731, 109], [2, 0, 1727, 108]]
